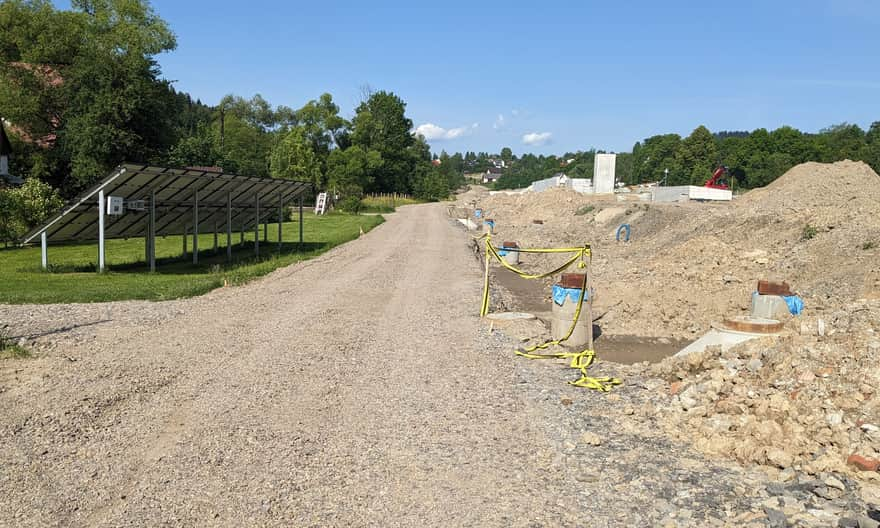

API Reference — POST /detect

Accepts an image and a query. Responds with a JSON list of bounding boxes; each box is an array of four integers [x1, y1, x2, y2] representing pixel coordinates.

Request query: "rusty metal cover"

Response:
[[502, 241, 519, 248], [532, 219, 544, 225], [758, 280, 792, 296], [722, 316, 784, 334], [559, 273, 586, 289]]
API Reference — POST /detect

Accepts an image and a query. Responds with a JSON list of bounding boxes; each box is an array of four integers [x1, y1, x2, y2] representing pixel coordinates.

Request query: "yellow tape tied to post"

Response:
[[480, 233, 621, 391]]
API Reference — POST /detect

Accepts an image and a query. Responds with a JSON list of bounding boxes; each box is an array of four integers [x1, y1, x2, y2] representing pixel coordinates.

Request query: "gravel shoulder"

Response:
[[0, 203, 841, 527]]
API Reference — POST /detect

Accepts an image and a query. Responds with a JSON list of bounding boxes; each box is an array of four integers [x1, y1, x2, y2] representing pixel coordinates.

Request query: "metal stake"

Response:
[[192, 190, 199, 265], [298, 194, 304, 249], [98, 190, 105, 272], [149, 190, 156, 272], [226, 192, 232, 262], [277, 193, 283, 253], [41, 232, 47, 270], [254, 193, 260, 257]]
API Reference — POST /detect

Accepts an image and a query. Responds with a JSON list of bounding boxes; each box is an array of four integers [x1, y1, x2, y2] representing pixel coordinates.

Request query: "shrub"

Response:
[[337, 195, 363, 214], [574, 205, 595, 216], [802, 224, 818, 240]]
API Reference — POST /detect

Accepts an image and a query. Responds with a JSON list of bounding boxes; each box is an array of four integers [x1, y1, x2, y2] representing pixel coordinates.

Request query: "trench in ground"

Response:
[[491, 268, 690, 364]]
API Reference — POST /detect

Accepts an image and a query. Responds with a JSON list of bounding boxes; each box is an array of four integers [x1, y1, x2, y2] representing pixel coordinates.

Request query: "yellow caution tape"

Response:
[[479, 233, 621, 391]]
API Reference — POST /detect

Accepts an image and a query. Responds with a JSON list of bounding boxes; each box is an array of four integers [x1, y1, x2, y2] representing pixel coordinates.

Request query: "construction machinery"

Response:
[[705, 166, 730, 190]]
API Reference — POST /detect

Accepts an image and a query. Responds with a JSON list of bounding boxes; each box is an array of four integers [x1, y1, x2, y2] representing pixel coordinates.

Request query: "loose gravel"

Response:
[[0, 203, 849, 527]]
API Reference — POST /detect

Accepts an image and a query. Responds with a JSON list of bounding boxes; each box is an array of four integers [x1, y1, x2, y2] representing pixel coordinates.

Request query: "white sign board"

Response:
[[106, 196, 124, 215]]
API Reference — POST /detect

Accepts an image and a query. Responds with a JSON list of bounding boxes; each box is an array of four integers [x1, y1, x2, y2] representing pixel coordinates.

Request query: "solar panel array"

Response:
[[23, 164, 313, 244]]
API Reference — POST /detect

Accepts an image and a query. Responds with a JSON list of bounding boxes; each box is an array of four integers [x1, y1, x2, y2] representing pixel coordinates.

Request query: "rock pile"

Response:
[[648, 299, 880, 499]]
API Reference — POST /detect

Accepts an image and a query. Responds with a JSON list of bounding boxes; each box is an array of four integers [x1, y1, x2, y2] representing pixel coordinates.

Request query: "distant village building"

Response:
[[482, 166, 502, 184]]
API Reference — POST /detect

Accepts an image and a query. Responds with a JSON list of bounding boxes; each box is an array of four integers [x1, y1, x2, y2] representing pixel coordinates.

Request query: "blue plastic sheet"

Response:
[[552, 285, 592, 306], [751, 291, 805, 316], [498, 244, 517, 257], [782, 295, 804, 315], [475, 209, 482, 218]]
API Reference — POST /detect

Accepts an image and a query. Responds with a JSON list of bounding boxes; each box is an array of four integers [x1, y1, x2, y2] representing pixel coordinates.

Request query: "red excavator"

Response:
[[705, 165, 730, 190]]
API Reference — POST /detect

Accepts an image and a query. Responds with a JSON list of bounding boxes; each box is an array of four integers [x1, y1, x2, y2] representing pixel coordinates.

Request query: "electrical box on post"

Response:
[[106, 196, 124, 215]]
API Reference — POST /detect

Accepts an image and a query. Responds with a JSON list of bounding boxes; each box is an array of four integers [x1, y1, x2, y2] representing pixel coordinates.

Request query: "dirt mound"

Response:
[[738, 160, 880, 211], [461, 161, 880, 340]]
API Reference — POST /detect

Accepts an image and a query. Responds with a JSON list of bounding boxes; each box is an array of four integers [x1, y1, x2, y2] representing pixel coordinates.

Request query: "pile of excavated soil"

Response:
[[464, 161, 880, 339], [736, 160, 880, 211]]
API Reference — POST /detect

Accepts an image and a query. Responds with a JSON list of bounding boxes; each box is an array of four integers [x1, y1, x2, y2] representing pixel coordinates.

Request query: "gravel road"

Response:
[[1, 204, 794, 527]]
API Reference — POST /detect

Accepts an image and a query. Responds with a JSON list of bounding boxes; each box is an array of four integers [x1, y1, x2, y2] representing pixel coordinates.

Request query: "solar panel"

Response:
[[23, 163, 313, 244]]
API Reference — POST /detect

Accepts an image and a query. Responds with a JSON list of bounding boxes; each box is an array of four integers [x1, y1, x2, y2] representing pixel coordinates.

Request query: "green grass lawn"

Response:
[[0, 212, 384, 304]]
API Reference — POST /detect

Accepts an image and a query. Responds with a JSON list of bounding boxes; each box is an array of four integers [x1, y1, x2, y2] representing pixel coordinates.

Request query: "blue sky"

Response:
[[57, 0, 880, 155]]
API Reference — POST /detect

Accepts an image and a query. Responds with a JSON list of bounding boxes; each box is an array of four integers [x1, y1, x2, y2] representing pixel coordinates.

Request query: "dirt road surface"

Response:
[[2, 204, 772, 527]]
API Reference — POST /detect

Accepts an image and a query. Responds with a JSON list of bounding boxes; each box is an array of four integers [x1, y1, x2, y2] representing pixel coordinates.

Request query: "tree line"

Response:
[[486, 122, 880, 191], [0, 0, 460, 242], [631, 123, 880, 188]]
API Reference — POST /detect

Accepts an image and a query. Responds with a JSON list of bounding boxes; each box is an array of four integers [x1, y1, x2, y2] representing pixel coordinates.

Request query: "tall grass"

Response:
[[360, 193, 423, 213]]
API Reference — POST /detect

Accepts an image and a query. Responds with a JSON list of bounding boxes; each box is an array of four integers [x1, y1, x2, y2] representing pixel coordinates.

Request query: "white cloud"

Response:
[[414, 122, 477, 141], [522, 132, 552, 146], [493, 114, 505, 130], [511, 109, 520, 117]]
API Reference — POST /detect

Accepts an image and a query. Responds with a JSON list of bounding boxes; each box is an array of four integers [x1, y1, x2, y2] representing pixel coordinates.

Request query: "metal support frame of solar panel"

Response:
[[23, 163, 313, 272]]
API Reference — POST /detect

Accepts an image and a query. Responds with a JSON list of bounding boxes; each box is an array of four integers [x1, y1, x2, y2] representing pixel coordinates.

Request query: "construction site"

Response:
[[0, 159, 878, 527], [449, 159, 880, 526]]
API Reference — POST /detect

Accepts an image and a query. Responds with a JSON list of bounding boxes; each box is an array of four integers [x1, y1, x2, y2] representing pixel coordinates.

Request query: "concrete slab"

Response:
[[674, 326, 780, 358]]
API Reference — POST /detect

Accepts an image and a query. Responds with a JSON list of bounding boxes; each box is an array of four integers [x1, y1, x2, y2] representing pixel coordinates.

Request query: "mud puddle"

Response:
[[594, 335, 691, 365]]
